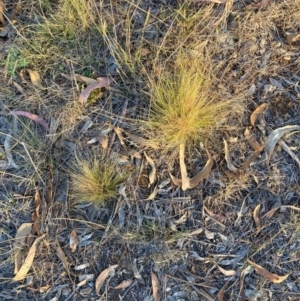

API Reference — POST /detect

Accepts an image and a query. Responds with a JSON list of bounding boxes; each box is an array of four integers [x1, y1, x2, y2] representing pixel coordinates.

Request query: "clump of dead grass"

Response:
[[147, 49, 244, 153], [71, 155, 126, 205]]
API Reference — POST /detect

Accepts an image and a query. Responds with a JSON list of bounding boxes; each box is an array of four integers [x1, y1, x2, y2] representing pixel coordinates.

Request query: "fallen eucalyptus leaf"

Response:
[[244, 128, 264, 153], [250, 103, 268, 127], [217, 265, 236, 276], [113, 279, 133, 289], [151, 272, 160, 301], [204, 206, 227, 223], [265, 125, 300, 164], [247, 259, 290, 283], [144, 152, 156, 185], [95, 264, 118, 295], [13, 234, 46, 281], [253, 204, 261, 232], [11, 111, 50, 131], [69, 230, 78, 253], [224, 139, 238, 173], [13, 223, 33, 274]]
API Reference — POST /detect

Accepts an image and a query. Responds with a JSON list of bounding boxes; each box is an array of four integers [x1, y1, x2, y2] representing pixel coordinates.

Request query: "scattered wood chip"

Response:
[[250, 103, 268, 127], [12, 234, 46, 281], [224, 139, 238, 173], [265, 125, 300, 164], [217, 265, 236, 276], [113, 279, 133, 289], [204, 206, 227, 223], [205, 229, 215, 240], [144, 152, 156, 186], [247, 260, 290, 283], [11, 111, 50, 131], [95, 264, 118, 295], [253, 204, 261, 232], [13, 223, 33, 274], [69, 230, 78, 253], [151, 272, 160, 301]]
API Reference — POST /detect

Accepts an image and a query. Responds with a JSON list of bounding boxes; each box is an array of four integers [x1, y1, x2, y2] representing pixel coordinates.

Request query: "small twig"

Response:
[[279, 140, 300, 169]]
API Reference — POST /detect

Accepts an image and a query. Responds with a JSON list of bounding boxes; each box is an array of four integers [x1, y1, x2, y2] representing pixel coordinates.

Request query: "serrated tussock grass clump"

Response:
[[147, 51, 244, 152], [71, 156, 126, 205]]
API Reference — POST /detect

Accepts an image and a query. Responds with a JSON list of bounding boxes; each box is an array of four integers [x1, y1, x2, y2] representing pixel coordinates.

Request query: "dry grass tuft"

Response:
[[71, 155, 126, 205], [147, 50, 244, 152]]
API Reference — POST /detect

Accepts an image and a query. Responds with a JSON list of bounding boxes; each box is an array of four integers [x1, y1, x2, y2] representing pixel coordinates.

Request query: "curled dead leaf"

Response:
[[247, 259, 290, 283], [27, 69, 42, 87], [151, 272, 160, 301], [250, 103, 268, 127], [12, 234, 46, 281], [95, 264, 118, 295]]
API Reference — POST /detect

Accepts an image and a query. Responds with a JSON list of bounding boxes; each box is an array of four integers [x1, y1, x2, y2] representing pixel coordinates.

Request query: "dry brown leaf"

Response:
[[244, 128, 264, 153], [12, 234, 46, 281], [247, 260, 290, 283], [27, 69, 42, 87], [217, 265, 236, 276], [282, 205, 300, 212], [151, 272, 160, 301], [69, 230, 78, 253], [79, 77, 112, 103], [239, 266, 252, 301], [144, 152, 156, 185], [12, 81, 26, 96], [217, 284, 227, 301], [224, 139, 238, 173], [95, 264, 118, 295], [204, 206, 227, 223], [169, 172, 182, 187], [240, 151, 261, 171], [253, 204, 261, 232], [113, 279, 133, 289], [13, 223, 33, 274], [250, 103, 268, 127]]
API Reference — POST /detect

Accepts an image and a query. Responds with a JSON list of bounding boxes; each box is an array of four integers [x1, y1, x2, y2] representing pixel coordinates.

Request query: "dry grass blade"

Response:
[[253, 204, 261, 232], [12, 234, 46, 281], [250, 103, 268, 127], [265, 125, 300, 164], [151, 272, 160, 301], [262, 207, 280, 219], [217, 283, 227, 301], [239, 266, 252, 301], [61, 73, 97, 84], [69, 230, 78, 253], [113, 279, 133, 289], [13, 223, 33, 274], [247, 260, 290, 283], [95, 264, 118, 295]]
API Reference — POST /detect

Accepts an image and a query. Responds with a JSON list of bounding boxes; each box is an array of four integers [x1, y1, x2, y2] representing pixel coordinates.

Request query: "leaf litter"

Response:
[[95, 264, 118, 295]]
